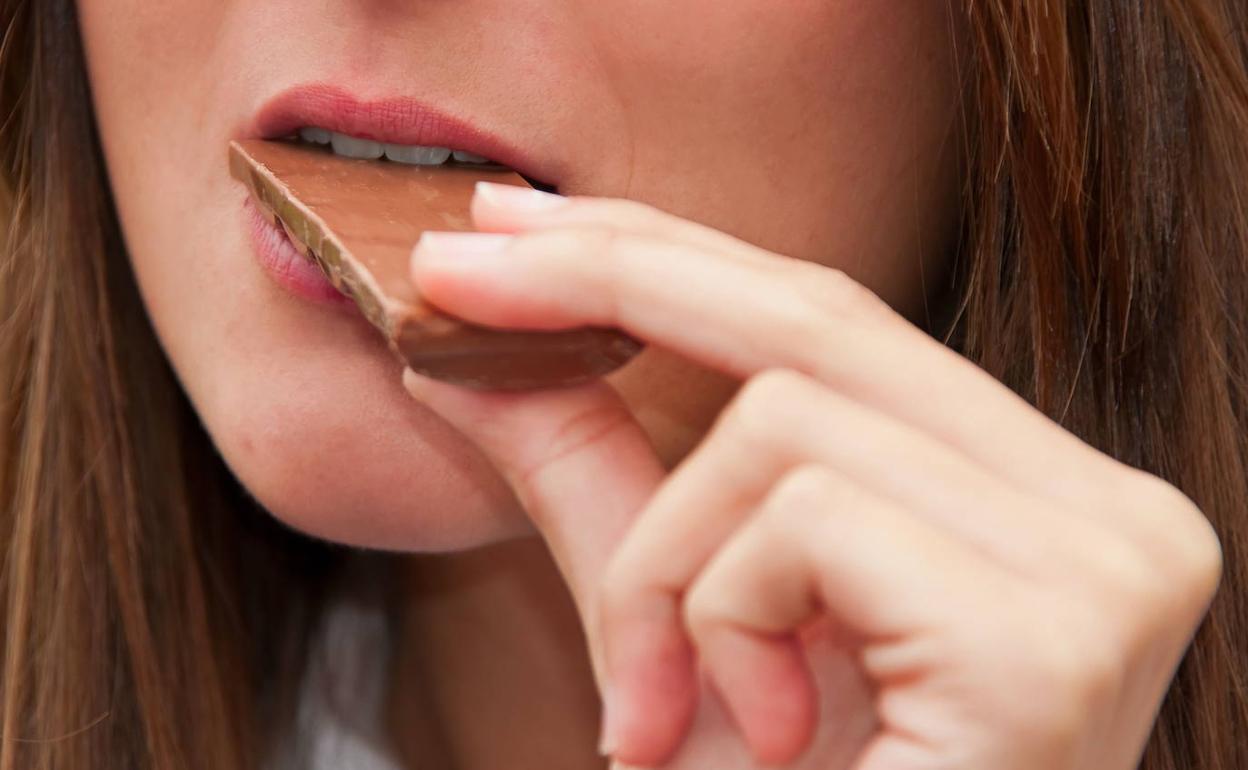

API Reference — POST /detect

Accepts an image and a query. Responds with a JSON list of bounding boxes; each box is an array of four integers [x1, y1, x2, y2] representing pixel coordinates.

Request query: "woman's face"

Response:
[[77, 1, 963, 551]]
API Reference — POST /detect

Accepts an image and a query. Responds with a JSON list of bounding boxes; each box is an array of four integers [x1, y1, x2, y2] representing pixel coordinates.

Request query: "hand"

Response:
[[401, 182, 1223, 770]]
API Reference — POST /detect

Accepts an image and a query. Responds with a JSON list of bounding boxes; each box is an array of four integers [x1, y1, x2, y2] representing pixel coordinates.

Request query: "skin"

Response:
[[401, 189, 1220, 768], [77, 0, 963, 551], [77, 2, 1221, 769]]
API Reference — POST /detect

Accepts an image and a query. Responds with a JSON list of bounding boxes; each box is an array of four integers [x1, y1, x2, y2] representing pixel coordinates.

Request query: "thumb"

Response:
[[401, 367, 667, 685]]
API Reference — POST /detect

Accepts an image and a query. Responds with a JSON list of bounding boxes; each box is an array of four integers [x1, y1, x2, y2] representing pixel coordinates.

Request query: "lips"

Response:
[[237, 82, 566, 305], [245, 82, 561, 191], [242, 195, 356, 308]]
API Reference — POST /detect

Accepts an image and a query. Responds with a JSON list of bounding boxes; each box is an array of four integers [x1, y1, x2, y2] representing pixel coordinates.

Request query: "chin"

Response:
[[200, 352, 530, 553]]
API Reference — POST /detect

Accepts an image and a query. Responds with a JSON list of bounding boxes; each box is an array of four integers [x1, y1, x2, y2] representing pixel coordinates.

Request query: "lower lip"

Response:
[[241, 197, 357, 308]]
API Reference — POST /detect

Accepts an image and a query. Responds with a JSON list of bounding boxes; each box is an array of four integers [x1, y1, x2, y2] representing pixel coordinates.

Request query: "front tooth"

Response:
[[452, 150, 489, 163], [384, 144, 452, 165], [299, 126, 331, 145], [330, 132, 384, 159]]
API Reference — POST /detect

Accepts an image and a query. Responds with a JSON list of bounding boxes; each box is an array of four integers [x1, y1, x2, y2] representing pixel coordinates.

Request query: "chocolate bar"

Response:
[[229, 139, 643, 390]]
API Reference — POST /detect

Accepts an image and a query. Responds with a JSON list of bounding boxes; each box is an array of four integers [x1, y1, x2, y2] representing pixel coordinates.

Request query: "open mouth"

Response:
[[248, 84, 564, 193], [240, 84, 565, 303], [283, 125, 559, 194]]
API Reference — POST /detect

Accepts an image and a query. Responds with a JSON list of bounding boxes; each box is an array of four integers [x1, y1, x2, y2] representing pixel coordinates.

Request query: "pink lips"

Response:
[[238, 82, 557, 306], [247, 83, 558, 187], [242, 197, 354, 307]]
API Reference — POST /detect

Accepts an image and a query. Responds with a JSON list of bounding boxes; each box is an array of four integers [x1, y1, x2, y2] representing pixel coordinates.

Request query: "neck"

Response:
[[387, 535, 606, 770]]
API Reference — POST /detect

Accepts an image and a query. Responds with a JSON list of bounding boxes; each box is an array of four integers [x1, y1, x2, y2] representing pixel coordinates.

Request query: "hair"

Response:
[[1, 0, 1245, 768]]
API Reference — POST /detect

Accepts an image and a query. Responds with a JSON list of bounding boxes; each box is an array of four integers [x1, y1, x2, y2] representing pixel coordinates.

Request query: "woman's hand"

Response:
[[401, 182, 1223, 770]]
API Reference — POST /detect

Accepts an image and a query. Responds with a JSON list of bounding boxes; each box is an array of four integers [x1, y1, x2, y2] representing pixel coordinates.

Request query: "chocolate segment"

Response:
[[228, 139, 643, 389]]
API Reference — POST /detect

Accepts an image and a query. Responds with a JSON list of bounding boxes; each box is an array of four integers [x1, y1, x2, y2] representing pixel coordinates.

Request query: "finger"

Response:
[[410, 224, 888, 375], [618, 369, 1108, 590], [687, 603, 817, 767], [681, 465, 907, 766], [607, 463, 1014, 768], [409, 209, 1121, 521], [470, 181, 752, 261], [401, 368, 666, 690], [594, 369, 1099, 765]]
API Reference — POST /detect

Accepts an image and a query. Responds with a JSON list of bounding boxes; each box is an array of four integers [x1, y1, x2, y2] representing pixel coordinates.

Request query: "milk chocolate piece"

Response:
[[228, 139, 642, 390]]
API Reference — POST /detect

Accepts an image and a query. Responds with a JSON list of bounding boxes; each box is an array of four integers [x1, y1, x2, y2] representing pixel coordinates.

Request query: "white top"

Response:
[[268, 598, 404, 770]]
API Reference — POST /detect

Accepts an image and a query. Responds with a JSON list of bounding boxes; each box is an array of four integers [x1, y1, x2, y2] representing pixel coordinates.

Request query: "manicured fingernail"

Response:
[[475, 180, 569, 211], [411, 232, 512, 269], [598, 686, 618, 756]]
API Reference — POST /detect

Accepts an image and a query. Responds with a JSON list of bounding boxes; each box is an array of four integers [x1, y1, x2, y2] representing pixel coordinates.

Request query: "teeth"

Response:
[[329, 132, 384, 159], [302, 127, 495, 166], [452, 150, 489, 163], [384, 144, 452, 165], [299, 126, 331, 145]]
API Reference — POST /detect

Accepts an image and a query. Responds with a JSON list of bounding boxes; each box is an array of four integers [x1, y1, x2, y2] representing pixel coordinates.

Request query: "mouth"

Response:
[[246, 83, 561, 193], [239, 83, 564, 306]]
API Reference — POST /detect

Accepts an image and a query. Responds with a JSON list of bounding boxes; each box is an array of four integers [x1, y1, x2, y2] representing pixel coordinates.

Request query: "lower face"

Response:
[[76, 0, 964, 552]]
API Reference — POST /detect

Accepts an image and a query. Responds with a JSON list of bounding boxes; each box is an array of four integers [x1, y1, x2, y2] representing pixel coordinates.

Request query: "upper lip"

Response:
[[244, 82, 559, 189]]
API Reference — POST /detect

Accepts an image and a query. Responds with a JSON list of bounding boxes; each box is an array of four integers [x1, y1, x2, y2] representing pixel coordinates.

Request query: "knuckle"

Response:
[[1116, 471, 1224, 610], [1180, 520, 1225, 607], [789, 263, 894, 323], [1062, 624, 1125, 709], [681, 577, 725, 646], [1040, 644, 1118, 744], [1061, 528, 1211, 664], [721, 369, 810, 446], [1079, 533, 1169, 616], [1157, 502, 1223, 607], [1001, 602, 1124, 746], [768, 463, 840, 512]]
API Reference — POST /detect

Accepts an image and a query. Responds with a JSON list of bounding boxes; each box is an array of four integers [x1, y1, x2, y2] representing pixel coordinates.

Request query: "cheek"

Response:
[[575, 0, 962, 319], [75, 0, 960, 553], [77, 0, 229, 106], [77, 0, 530, 552]]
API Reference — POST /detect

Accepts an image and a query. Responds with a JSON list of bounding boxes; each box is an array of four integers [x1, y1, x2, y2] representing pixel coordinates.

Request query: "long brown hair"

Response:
[[955, 1, 1248, 766], [2, 0, 1246, 768], [0, 3, 343, 767]]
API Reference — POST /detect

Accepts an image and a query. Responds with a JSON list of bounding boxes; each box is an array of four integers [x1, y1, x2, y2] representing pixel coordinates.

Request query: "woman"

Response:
[[2, 0, 1245, 768]]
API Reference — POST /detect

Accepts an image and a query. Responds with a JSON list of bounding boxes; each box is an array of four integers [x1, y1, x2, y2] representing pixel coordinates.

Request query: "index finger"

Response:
[[410, 200, 1117, 511]]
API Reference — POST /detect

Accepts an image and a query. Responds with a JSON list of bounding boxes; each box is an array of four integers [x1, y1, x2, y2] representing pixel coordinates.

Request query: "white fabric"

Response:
[[268, 598, 404, 770]]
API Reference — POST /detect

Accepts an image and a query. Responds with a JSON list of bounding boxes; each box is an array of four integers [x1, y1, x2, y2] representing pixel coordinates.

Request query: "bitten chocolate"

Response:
[[228, 139, 643, 390]]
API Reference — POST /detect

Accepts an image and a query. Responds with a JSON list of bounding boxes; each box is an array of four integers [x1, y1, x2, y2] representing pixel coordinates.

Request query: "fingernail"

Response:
[[475, 180, 569, 211], [597, 685, 618, 757], [411, 232, 513, 269]]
